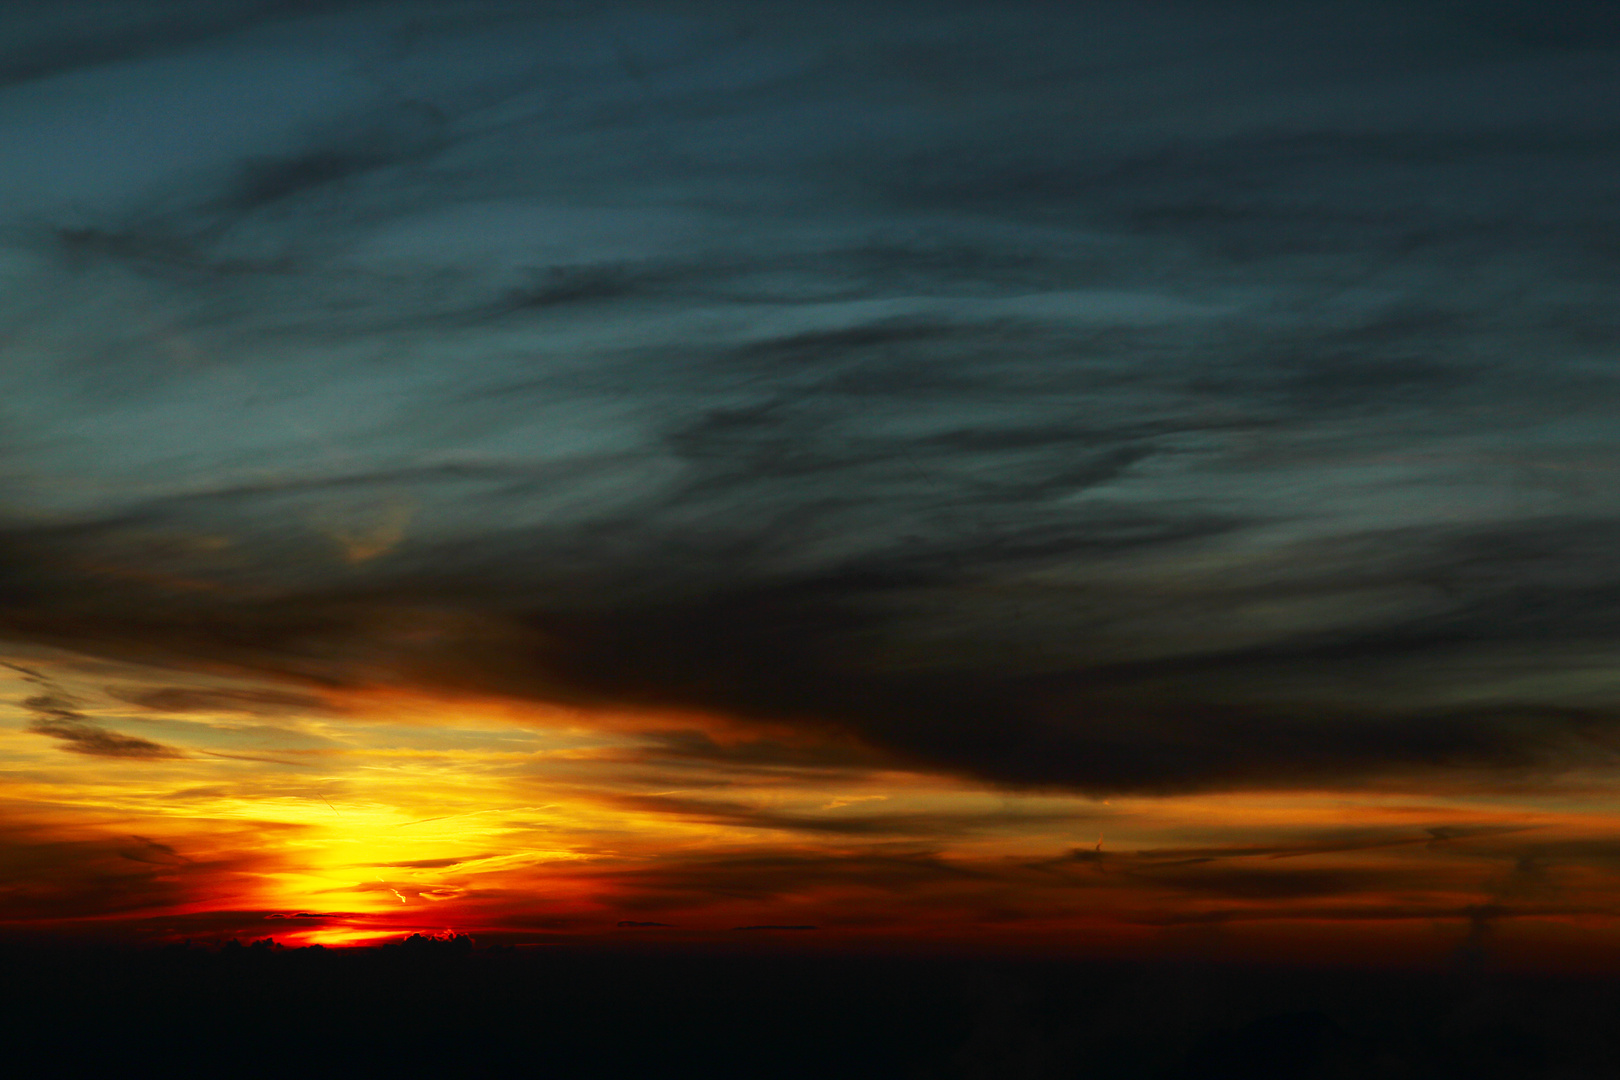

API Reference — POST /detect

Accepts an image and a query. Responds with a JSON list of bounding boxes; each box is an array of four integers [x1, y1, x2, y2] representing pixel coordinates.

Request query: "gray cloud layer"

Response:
[[4, 1, 1620, 790]]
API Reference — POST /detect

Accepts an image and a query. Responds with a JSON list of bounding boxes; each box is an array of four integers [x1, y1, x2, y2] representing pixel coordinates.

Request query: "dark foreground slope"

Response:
[[4, 942, 1619, 1079]]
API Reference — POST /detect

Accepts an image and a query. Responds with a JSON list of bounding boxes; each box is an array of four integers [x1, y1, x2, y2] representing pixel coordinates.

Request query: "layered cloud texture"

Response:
[[5, 0, 1620, 955]]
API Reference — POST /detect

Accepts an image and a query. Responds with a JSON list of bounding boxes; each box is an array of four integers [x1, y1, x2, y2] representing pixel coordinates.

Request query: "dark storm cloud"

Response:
[[3, 1, 1620, 792]]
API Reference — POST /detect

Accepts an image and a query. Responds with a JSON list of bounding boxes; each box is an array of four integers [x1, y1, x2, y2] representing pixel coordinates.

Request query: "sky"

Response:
[[4, 0, 1620, 965]]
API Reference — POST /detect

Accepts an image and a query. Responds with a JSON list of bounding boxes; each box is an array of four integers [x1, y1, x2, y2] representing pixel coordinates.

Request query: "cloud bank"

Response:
[[4, 1, 1620, 793]]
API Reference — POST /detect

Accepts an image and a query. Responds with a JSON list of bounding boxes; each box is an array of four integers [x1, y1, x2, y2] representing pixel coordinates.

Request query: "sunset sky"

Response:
[[5, 0, 1620, 969]]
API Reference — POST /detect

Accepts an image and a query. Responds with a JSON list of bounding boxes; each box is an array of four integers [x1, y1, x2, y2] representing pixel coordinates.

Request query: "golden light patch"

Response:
[[7, 650, 1620, 963]]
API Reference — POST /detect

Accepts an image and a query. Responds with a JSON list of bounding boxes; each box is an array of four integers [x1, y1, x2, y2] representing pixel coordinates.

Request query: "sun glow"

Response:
[[7, 656, 1620, 967]]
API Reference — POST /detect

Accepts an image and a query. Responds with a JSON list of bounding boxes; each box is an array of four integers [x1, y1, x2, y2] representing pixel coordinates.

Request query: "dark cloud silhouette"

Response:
[[1120, 865, 1401, 903], [22, 694, 183, 760], [1121, 901, 1618, 928], [106, 686, 328, 714], [601, 850, 989, 910], [119, 836, 189, 866], [1094, 824, 1535, 864], [0, 821, 264, 924]]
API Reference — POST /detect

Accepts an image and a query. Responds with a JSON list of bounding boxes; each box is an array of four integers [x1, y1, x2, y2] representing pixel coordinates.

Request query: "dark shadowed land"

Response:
[[5, 940, 1620, 1079]]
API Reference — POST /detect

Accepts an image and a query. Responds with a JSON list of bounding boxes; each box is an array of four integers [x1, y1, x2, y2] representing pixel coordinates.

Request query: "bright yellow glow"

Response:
[[7, 650, 1620, 969]]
